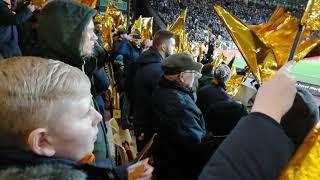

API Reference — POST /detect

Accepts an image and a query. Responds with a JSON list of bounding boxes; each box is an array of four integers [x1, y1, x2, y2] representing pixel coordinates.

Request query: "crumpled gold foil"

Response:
[[279, 123, 320, 180], [170, 9, 187, 52], [214, 5, 319, 83], [101, 5, 127, 51], [101, 17, 113, 51], [226, 57, 250, 96], [214, 6, 274, 84], [295, 37, 320, 61], [226, 57, 249, 96], [250, 6, 318, 67], [32, 0, 46, 6], [131, 16, 142, 35], [301, 0, 320, 30], [211, 52, 227, 69], [131, 16, 153, 41], [94, 13, 104, 23], [141, 17, 153, 40], [226, 73, 249, 96], [105, 5, 126, 31]]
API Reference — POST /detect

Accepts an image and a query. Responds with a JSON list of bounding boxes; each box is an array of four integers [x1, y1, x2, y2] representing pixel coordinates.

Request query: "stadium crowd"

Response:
[[150, 0, 305, 43], [0, 0, 319, 179]]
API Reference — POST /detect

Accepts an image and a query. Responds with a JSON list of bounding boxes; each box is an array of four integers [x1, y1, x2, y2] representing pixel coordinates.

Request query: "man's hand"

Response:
[[251, 61, 297, 123], [127, 158, 153, 180]]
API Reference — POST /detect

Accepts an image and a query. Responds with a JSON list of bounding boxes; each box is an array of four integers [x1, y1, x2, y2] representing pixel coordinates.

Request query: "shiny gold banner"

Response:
[[225, 57, 249, 96], [301, 0, 320, 30], [32, 0, 46, 6], [141, 17, 153, 40], [250, 6, 316, 67], [214, 5, 274, 83], [214, 5, 319, 83], [101, 17, 114, 51], [279, 123, 320, 180], [170, 9, 187, 52]]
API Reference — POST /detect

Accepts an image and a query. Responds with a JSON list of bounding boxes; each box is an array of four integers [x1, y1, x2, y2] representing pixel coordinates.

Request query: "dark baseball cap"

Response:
[[162, 53, 203, 75]]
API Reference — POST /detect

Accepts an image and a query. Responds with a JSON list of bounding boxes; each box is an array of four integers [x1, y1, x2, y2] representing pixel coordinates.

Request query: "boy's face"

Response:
[[47, 95, 102, 161]]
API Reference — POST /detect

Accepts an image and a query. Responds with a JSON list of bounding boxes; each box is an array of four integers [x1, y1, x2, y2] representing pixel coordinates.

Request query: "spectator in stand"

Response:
[[0, 0, 36, 59], [37, 0, 109, 161], [0, 57, 153, 180], [197, 64, 248, 137], [152, 53, 220, 180], [128, 30, 175, 152], [150, 0, 304, 44]]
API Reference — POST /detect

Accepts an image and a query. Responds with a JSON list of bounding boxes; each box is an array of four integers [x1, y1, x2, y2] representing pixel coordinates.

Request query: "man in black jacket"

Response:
[[197, 63, 248, 136], [0, 0, 35, 59], [152, 53, 221, 180], [129, 30, 175, 151]]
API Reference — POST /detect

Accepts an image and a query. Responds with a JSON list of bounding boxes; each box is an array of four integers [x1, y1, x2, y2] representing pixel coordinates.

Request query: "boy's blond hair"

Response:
[[0, 56, 91, 149]]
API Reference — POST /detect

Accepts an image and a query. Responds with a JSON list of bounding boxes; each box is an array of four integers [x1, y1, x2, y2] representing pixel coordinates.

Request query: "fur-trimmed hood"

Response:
[[0, 163, 87, 180], [0, 150, 125, 180]]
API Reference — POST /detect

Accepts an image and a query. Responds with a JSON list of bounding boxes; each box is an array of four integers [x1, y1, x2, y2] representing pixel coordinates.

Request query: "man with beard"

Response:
[[152, 53, 220, 179], [129, 30, 175, 151], [37, 0, 109, 161]]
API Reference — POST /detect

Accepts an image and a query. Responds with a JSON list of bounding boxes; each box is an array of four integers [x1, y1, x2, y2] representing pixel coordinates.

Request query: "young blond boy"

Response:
[[0, 57, 152, 179]]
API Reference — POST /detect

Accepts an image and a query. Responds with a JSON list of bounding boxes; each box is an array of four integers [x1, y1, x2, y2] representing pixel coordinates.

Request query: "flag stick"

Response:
[[287, 24, 305, 61]]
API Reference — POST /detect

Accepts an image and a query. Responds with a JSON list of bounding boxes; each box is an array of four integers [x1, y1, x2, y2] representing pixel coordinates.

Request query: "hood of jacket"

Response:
[[38, 0, 96, 67]]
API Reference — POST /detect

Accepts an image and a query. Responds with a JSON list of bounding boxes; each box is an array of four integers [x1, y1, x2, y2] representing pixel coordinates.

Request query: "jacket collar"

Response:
[[138, 47, 163, 64], [0, 149, 110, 170]]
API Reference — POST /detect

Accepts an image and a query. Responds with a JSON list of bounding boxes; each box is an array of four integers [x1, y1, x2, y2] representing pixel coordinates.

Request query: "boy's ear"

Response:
[[27, 128, 55, 157]]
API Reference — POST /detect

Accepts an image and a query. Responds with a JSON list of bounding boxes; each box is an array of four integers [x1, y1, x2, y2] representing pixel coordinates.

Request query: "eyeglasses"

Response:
[[182, 70, 202, 78]]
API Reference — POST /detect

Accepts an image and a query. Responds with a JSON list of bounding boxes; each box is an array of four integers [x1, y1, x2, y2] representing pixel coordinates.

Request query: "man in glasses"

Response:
[[151, 53, 220, 180]]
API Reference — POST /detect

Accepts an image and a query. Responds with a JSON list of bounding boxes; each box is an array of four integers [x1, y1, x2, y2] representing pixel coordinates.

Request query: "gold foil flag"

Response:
[[250, 6, 317, 66], [225, 56, 248, 96], [131, 16, 153, 40], [170, 9, 187, 52], [301, 0, 320, 30], [141, 17, 153, 40], [102, 17, 113, 51], [211, 52, 227, 69], [105, 5, 126, 31], [32, 0, 46, 6], [214, 5, 275, 84], [214, 5, 319, 83], [131, 16, 142, 34], [94, 13, 104, 23], [279, 123, 320, 180]]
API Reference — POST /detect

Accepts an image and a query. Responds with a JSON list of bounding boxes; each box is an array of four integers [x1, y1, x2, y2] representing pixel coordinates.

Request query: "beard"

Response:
[[80, 41, 95, 58]]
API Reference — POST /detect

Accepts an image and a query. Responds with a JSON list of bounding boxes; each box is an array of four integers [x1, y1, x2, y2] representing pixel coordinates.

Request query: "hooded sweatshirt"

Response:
[[38, 0, 96, 69], [37, 0, 110, 162]]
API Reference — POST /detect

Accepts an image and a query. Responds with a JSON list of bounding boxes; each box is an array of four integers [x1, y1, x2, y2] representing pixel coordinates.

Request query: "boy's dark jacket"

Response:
[[0, 149, 127, 180]]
